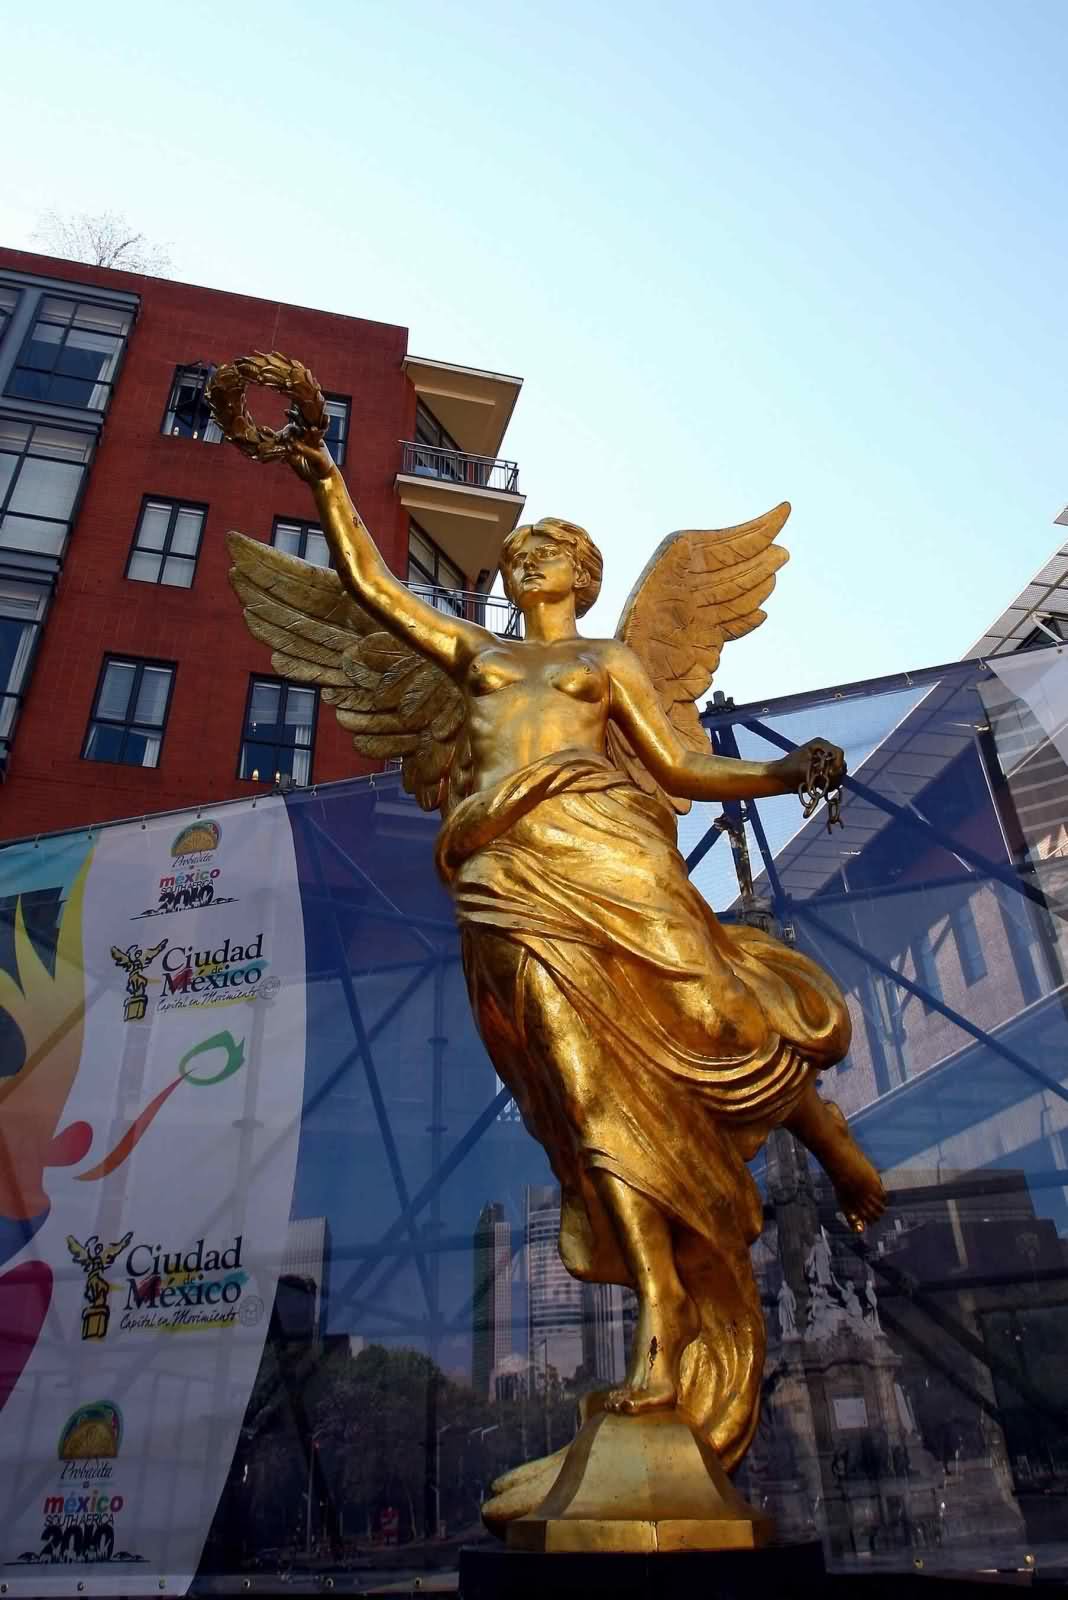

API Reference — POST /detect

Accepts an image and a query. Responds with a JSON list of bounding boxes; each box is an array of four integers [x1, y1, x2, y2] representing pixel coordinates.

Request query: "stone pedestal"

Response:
[[462, 1539, 825, 1599]]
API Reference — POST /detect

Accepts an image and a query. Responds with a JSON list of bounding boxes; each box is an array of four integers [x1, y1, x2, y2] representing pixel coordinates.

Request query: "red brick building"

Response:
[[0, 247, 524, 838]]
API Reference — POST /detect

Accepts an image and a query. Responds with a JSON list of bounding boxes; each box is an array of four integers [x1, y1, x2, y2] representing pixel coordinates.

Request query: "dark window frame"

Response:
[[0, 575, 50, 750], [911, 929, 944, 1014], [415, 400, 462, 455], [324, 395, 350, 466], [997, 894, 1043, 1006], [5, 294, 131, 412], [408, 519, 465, 617], [1015, 614, 1068, 653], [950, 898, 988, 985], [408, 519, 464, 586], [161, 363, 222, 443], [82, 655, 176, 769], [0, 286, 19, 344], [125, 496, 207, 588], [0, 416, 95, 561], [237, 674, 319, 787], [271, 517, 332, 568], [860, 968, 901, 1096]]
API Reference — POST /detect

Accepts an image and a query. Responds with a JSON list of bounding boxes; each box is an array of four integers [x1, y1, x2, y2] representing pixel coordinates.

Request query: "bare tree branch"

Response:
[[32, 210, 173, 276]]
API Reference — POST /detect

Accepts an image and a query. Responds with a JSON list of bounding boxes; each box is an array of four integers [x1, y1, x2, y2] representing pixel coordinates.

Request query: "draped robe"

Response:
[[436, 749, 850, 1466]]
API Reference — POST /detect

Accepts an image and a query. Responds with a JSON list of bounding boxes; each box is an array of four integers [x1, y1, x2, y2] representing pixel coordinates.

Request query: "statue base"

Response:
[[462, 1539, 824, 1598], [505, 1409, 774, 1555]]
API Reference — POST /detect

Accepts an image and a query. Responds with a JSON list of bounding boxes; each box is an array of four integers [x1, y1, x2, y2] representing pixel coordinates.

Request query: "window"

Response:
[[0, 580, 47, 742], [0, 288, 17, 341], [5, 296, 131, 410], [324, 397, 349, 466], [410, 400, 471, 484], [1016, 614, 1068, 652], [911, 931, 943, 1012], [415, 401, 461, 455], [408, 521, 464, 614], [239, 678, 316, 785], [83, 658, 174, 768], [162, 364, 222, 442], [998, 895, 1044, 1006], [412, 400, 463, 480], [127, 499, 205, 587], [861, 969, 902, 1095], [272, 519, 330, 568], [950, 898, 987, 985], [407, 400, 498, 488], [0, 418, 94, 556]]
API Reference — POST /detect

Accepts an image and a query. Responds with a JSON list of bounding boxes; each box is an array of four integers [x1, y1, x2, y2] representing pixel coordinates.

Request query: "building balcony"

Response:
[[403, 440, 519, 494], [395, 440, 525, 581], [407, 582, 522, 638], [402, 356, 521, 458]]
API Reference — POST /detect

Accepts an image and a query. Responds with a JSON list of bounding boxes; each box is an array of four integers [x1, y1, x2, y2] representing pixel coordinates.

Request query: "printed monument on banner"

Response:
[[110, 940, 165, 1022], [212, 351, 888, 1553], [66, 1232, 133, 1340]]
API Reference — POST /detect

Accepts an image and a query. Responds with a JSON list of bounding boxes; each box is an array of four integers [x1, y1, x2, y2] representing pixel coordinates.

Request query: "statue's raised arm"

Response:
[[208, 353, 487, 676], [209, 354, 480, 812]]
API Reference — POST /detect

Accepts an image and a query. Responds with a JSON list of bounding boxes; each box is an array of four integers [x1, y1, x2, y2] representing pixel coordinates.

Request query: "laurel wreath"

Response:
[[206, 351, 328, 463]]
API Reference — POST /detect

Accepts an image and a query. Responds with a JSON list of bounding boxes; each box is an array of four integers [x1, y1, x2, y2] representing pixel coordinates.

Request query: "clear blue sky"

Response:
[[5, 0, 1066, 703]]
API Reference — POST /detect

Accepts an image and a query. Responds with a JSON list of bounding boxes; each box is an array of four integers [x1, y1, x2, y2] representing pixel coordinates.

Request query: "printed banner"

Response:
[[0, 798, 307, 1594]]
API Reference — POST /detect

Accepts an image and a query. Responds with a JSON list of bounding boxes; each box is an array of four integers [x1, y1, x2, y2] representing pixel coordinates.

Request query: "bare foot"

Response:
[[604, 1291, 698, 1416], [483, 1450, 569, 1534], [490, 1444, 569, 1498], [822, 1102, 887, 1231]]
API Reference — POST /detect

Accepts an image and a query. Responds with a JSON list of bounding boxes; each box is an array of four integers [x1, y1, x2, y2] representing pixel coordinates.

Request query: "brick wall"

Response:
[[0, 248, 417, 837]]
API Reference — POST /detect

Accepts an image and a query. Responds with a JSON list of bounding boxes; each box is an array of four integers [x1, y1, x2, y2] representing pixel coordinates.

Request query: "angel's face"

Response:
[[506, 536, 577, 610]]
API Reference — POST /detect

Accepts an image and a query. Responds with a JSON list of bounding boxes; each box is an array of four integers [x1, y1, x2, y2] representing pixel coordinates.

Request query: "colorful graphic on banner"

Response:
[[0, 799, 307, 1596]]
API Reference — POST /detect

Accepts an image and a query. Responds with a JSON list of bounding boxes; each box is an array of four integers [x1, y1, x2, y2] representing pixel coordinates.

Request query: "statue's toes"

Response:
[[482, 1451, 567, 1538], [489, 1444, 568, 1497], [604, 1382, 677, 1416]]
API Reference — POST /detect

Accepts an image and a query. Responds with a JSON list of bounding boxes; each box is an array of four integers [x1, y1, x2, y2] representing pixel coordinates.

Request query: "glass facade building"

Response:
[[3, 646, 1068, 1587]]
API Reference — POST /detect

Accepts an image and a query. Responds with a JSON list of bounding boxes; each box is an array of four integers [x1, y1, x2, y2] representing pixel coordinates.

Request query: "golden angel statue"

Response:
[[213, 355, 886, 1547], [67, 1230, 133, 1340]]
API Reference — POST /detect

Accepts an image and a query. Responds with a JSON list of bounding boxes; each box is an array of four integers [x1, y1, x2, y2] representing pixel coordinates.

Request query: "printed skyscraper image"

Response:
[[471, 1201, 512, 1398]]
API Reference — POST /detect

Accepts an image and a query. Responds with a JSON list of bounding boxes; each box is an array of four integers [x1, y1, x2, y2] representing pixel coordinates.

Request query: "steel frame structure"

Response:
[[8, 646, 1063, 1569], [261, 647, 1068, 1554]]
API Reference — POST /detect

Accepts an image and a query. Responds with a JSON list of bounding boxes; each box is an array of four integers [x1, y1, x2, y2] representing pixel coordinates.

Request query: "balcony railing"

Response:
[[407, 583, 522, 638], [400, 441, 520, 495]]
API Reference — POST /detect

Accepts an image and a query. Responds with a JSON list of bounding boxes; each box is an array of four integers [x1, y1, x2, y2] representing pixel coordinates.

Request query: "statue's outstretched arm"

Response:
[[296, 440, 488, 676], [606, 642, 844, 802]]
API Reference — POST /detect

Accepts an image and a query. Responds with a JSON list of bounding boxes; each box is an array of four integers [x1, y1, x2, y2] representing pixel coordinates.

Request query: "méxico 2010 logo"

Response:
[[132, 817, 238, 921], [7, 1401, 146, 1570]]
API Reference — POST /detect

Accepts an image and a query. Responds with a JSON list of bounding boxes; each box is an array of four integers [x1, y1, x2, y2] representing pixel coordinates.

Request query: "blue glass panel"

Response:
[[22, 650, 1068, 1580]]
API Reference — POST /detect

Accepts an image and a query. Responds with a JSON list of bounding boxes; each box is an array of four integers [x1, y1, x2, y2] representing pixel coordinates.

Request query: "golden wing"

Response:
[[100, 1230, 133, 1269], [226, 533, 469, 813], [110, 946, 132, 971], [608, 503, 790, 815], [66, 1235, 90, 1267]]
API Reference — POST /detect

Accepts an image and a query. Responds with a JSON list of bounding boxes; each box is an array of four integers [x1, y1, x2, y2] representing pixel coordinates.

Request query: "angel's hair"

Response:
[[500, 517, 604, 618]]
